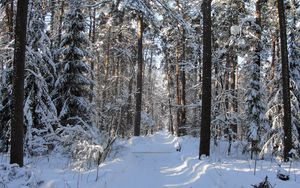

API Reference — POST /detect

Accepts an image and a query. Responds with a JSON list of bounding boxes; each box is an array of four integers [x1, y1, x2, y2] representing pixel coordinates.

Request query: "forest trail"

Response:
[[97, 130, 211, 188], [95, 131, 300, 188]]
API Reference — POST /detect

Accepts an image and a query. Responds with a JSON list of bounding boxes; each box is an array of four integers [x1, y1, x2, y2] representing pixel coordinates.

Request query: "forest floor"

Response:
[[1, 130, 300, 188]]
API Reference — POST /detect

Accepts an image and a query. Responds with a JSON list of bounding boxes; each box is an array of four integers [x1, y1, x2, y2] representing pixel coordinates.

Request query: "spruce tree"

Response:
[[55, 0, 93, 127], [24, 0, 58, 155]]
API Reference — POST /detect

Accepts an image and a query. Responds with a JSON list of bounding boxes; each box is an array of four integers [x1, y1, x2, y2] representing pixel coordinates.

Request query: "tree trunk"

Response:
[[277, 0, 292, 162], [133, 13, 143, 136], [199, 0, 212, 158], [49, 0, 56, 48], [180, 31, 186, 136], [126, 77, 133, 133], [5, 0, 14, 38], [89, 8, 96, 102], [148, 50, 154, 117], [103, 26, 111, 103], [250, 0, 263, 160], [166, 59, 174, 134], [57, 0, 65, 47], [10, 0, 29, 167], [175, 45, 181, 136]]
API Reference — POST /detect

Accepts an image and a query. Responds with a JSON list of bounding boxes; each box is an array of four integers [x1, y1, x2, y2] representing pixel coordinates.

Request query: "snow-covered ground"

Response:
[[1, 131, 300, 188]]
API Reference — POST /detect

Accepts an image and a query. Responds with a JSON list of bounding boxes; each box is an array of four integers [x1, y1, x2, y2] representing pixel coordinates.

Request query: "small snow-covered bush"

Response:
[[141, 111, 155, 135], [72, 140, 103, 170], [0, 163, 43, 187], [54, 121, 106, 170]]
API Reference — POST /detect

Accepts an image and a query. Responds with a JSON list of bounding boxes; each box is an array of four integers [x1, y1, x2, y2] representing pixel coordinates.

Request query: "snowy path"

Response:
[[95, 131, 300, 188], [98, 131, 183, 188], [2, 130, 300, 188]]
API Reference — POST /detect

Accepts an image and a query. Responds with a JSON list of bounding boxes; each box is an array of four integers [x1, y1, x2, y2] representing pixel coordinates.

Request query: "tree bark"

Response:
[[277, 0, 292, 162], [89, 8, 96, 102], [199, 0, 212, 158], [5, 0, 14, 37], [167, 59, 174, 134], [10, 0, 29, 167], [180, 31, 186, 136], [49, 0, 56, 48], [133, 13, 144, 136], [57, 0, 65, 47], [175, 45, 181, 136]]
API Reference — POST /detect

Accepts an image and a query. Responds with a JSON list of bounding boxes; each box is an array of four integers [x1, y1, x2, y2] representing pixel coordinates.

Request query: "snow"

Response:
[[1, 131, 300, 188], [230, 25, 241, 36]]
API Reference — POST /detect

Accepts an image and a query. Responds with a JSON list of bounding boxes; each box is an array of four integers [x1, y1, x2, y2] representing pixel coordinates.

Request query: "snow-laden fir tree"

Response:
[[244, 18, 269, 159], [230, 0, 268, 159], [55, 0, 93, 128], [24, 0, 58, 155], [244, 61, 267, 158]]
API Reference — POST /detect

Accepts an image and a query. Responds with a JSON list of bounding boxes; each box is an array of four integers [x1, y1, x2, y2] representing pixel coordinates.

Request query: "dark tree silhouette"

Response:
[[277, 0, 292, 162], [199, 0, 212, 158], [134, 13, 144, 136], [10, 0, 29, 167]]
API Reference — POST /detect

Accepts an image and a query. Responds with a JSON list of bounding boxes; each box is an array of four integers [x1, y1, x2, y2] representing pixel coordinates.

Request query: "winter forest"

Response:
[[0, 0, 300, 187]]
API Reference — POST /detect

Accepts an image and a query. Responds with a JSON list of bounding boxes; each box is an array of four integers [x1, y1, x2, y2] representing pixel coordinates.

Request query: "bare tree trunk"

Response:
[[269, 36, 276, 88], [104, 26, 111, 99], [166, 58, 174, 134], [57, 0, 65, 47], [88, 7, 92, 40], [180, 31, 186, 136], [49, 0, 56, 48], [175, 46, 181, 136], [133, 13, 144, 136], [5, 0, 14, 38], [199, 0, 212, 158], [89, 8, 96, 102], [10, 0, 29, 167], [126, 77, 133, 133], [277, 0, 292, 162], [148, 50, 154, 117]]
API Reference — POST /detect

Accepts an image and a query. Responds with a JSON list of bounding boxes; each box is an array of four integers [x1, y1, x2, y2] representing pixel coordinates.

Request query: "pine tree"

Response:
[[10, 0, 29, 167], [277, 0, 292, 161], [199, 0, 212, 158], [133, 13, 144, 136], [24, 0, 58, 155], [55, 0, 93, 127]]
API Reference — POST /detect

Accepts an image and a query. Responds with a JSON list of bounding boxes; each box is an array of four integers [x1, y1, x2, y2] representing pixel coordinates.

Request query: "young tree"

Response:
[[24, 0, 57, 155], [245, 0, 266, 159], [10, 0, 29, 167], [199, 0, 212, 158], [55, 0, 93, 127]]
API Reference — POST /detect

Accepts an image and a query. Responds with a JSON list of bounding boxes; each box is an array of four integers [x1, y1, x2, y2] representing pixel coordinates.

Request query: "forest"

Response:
[[0, 0, 300, 187]]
